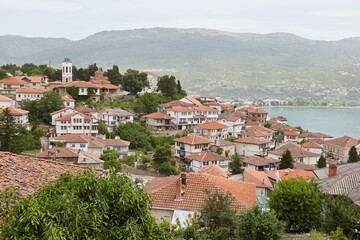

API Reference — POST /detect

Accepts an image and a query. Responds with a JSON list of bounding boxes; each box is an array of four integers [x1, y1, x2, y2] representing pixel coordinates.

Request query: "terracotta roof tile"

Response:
[[37, 147, 79, 159], [145, 172, 256, 211], [325, 136, 360, 148], [185, 150, 228, 162], [0, 152, 97, 197], [269, 147, 320, 158], [168, 106, 194, 112], [0, 77, 27, 85], [242, 156, 279, 166], [302, 141, 323, 149], [158, 100, 193, 108], [0, 107, 29, 116], [142, 112, 174, 120], [64, 81, 99, 89], [195, 121, 228, 130], [243, 168, 272, 188], [199, 165, 227, 178], [50, 107, 75, 116], [266, 169, 317, 181], [16, 87, 45, 94], [55, 112, 91, 121], [194, 105, 217, 112], [0, 95, 13, 101], [234, 137, 270, 145], [183, 97, 202, 106], [175, 135, 212, 145]]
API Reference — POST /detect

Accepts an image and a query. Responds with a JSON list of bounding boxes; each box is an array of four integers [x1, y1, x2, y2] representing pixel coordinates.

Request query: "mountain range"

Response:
[[1, 28, 360, 102]]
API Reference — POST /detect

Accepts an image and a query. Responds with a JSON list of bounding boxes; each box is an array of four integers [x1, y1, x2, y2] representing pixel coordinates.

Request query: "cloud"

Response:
[[0, 0, 81, 12], [308, 10, 360, 17]]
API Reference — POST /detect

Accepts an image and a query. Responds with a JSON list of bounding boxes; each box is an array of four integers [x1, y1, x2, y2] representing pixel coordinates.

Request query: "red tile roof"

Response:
[[243, 168, 272, 188], [64, 81, 99, 89], [20, 75, 47, 83], [234, 137, 270, 145], [0, 95, 13, 101], [195, 121, 228, 130], [185, 150, 228, 162], [0, 152, 92, 197], [183, 97, 202, 106], [0, 77, 27, 85], [299, 131, 333, 139], [158, 100, 194, 108], [169, 106, 194, 112], [61, 94, 75, 102], [284, 130, 299, 136], [239, 107, 268, 114], [325, 136, 360, 148], [0, 107, 28, 116], [175, 135, 212, 145], [37, 147, 79, 159], [145, 172, 256, 211], [302, 141, 323, 149], [50, 134, 94, 143], [199, 165, 227, 178], [142, 112, 174, 120], [194, 105, 217, 112], [242, 156, 279, 166], [55, 112, 91, 121], [269, 147, 320, 158], [266, 169, 317, 181], [50, 107, 75, 116], [16, 87, 45, 94]]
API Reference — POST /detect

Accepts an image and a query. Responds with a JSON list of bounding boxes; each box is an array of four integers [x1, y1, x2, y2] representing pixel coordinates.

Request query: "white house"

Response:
[[0, 107, 29, 127], [167, 106, 195, 130], [50, 107, 78, 125], [0, 95, 16, 109], [185, 150, 229, 172], [15, 88, 45, 102], [99, 108, 134, 129], [193, 105, 218, 122], [218, 116, 245, 138], [21, 75, 48, 89], [241, 156, 279, 171], [57, 81, 101, 101], [143, 71, 159, 92], [49, 134, 130, 159], [194, 121, 228, 141], [55, 112, 98, 136], [234, 137, 271, 157], [61, 94, 75, 108], [0, 77, 27, 94], [268, 144, 320, 165], [174, 135, 212, 158], [301, 141, 323, 155]]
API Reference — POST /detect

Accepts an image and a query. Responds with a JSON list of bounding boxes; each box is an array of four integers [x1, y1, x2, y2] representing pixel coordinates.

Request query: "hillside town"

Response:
[[1, 59, 360, 239]]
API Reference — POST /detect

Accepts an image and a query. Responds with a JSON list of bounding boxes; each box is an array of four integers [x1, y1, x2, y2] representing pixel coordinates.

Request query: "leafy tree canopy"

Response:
[[0, 169, 166, 239], [115, 122, 152, 150], [229, 154, 243, 175], [157, 75, 187, 99], [269, 178, 322, 232], [122, 69, 149, 95]]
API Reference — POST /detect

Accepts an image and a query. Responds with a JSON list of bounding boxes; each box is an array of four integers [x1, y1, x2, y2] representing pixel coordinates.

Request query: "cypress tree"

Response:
[[279, 149, 294, 169], [348, 146, 360, 163], [317, 155, 327, 168]]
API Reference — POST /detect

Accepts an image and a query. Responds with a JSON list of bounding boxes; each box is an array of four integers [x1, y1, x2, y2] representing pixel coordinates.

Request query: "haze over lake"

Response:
[[265, 107, 360, 139]]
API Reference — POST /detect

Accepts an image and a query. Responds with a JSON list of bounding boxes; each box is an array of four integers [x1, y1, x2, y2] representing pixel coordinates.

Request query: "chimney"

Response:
[[181, 172, 187, 185], [175, 178, 182, 201], [329, 164, 337, 177]]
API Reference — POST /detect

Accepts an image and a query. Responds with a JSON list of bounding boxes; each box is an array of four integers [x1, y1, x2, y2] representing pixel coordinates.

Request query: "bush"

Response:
[[236, 207, 284, 240], [269, 178, 322, 232]]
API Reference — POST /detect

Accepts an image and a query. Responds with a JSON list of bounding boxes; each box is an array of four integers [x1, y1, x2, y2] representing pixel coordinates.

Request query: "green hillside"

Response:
[[1, 28, 360, 101]]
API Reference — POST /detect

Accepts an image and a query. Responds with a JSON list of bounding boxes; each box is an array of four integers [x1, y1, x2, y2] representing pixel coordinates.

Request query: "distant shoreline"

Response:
[[261, 105, 360, 109]]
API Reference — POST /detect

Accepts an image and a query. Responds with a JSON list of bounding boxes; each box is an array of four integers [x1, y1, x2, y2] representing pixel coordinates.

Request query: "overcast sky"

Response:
[[1, 0, 360, 40]]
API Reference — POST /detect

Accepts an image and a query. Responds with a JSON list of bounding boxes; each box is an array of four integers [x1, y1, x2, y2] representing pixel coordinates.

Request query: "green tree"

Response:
[[229, 154, 243, 175], [0, 108, 17, 151], [135, 92, 168, 114], [104, 159, 122, 172], [237, 207, 284, 240], [0, 169, 166, 239], [0, 187, 21, 225], [115, 122, 152, 150], [269, 178, 322, 232], [322, 195, 360, 239], [122, 69, 149, 94], [264, 122, 271, 128], [317, 155, 327, 168], [157, 75, 186, 99], [21, 91, 64, 124], [348, 146, 360, 163], [100, 150, 119, 161], [200, 191, 237, 240], [153, 144, 180, 175], [105, 65, 123, 85], [279, 149, 294, 169], [0, 68, 7, 79], [86, 63, 99, 79]]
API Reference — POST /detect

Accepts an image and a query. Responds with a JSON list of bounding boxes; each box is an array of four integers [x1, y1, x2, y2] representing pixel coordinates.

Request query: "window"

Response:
[[71, 144, 75, 147], [80, 144, 86, 148], [81, 88, 85, 93]]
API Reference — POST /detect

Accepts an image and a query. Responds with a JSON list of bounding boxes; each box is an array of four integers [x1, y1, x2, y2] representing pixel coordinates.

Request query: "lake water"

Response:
[[264, 107, 360, 139]]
